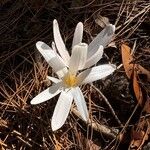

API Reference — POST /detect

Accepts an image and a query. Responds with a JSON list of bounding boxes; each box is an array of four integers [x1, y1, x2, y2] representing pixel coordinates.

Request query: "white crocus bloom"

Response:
[[31, 41, 116, 131], [31, 20, 116, 131]]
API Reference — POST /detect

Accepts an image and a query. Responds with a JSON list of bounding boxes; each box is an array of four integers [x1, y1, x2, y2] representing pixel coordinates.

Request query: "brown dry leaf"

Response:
[[121, 44, 134, 79], [95, 16, 110, 28], [133, 70, 143, 106], [94, 13, 110, 28], [129, 116, 150, 149], [132, 130, 145, 140], [135, 64, 150, 82], [130, 130, 148, 149], [121, 44, 144, 105], [143, 97, 150, 113], [130, 130, 144, 149]]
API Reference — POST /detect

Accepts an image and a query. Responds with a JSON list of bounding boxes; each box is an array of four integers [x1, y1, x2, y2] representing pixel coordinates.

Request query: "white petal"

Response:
[[47, 76, 61, 83], [87, 24, 115, 58], [30, 82, 62, 105], [84, 45, 104, 69], [55, 67, 68, 79], [72, 22, 83, 48], [51, 41, 69, 67], [36, 41, 53, 53], [71, 87, 88, 121], [78, 64, 116, 85], [53, 19, 70, 64], [36, 41, 67, 77], [69, 43, 88, 74], [51, 90, 73, 131], [51, 41, 57, 53]]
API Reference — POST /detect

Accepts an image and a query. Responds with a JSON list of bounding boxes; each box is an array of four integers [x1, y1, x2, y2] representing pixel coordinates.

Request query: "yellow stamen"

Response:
[[63, 73, 78, 87]]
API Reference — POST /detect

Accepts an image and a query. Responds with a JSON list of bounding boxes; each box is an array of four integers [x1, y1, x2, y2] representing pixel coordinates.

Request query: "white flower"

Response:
[[30, 20, 116, 131], [31, 41, 116, 131]]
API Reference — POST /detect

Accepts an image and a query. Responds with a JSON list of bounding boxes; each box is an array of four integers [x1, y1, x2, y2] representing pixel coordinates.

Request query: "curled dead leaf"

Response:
[[121, 44, 145, 105], [121, 44, 134, 79], [143, 97, 150, 113], [130, 130, 148, 149], [133, 70, 143, 106], [94, 14, 110, 28], [135, 64, 150, 82], [132, 130, 145, 140]]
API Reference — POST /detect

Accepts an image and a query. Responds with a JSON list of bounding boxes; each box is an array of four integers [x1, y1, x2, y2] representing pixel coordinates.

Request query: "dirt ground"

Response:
[[0, 0, 150, 149]]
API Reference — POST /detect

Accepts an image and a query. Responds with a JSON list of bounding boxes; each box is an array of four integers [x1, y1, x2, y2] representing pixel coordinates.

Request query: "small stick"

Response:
[[71, 108, 118, 139], [91, 84, 122, 126], [12, 130, 32, 147]]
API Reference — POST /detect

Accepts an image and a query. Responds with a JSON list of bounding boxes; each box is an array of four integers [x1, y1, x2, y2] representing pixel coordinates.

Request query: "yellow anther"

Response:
[[63, 73, 78, 87]]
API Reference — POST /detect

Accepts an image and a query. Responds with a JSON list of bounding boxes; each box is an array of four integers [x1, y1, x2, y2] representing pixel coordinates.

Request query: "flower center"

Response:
[[63, 73, 78, 87]]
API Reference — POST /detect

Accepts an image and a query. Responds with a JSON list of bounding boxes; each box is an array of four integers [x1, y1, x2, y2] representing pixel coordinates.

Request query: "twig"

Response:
[[115, 104, 139, 150], [71, 108, 118, 139], [0, 139, 8, 148], [91, 84, 123, 126], [12, 130, 32, 147]]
